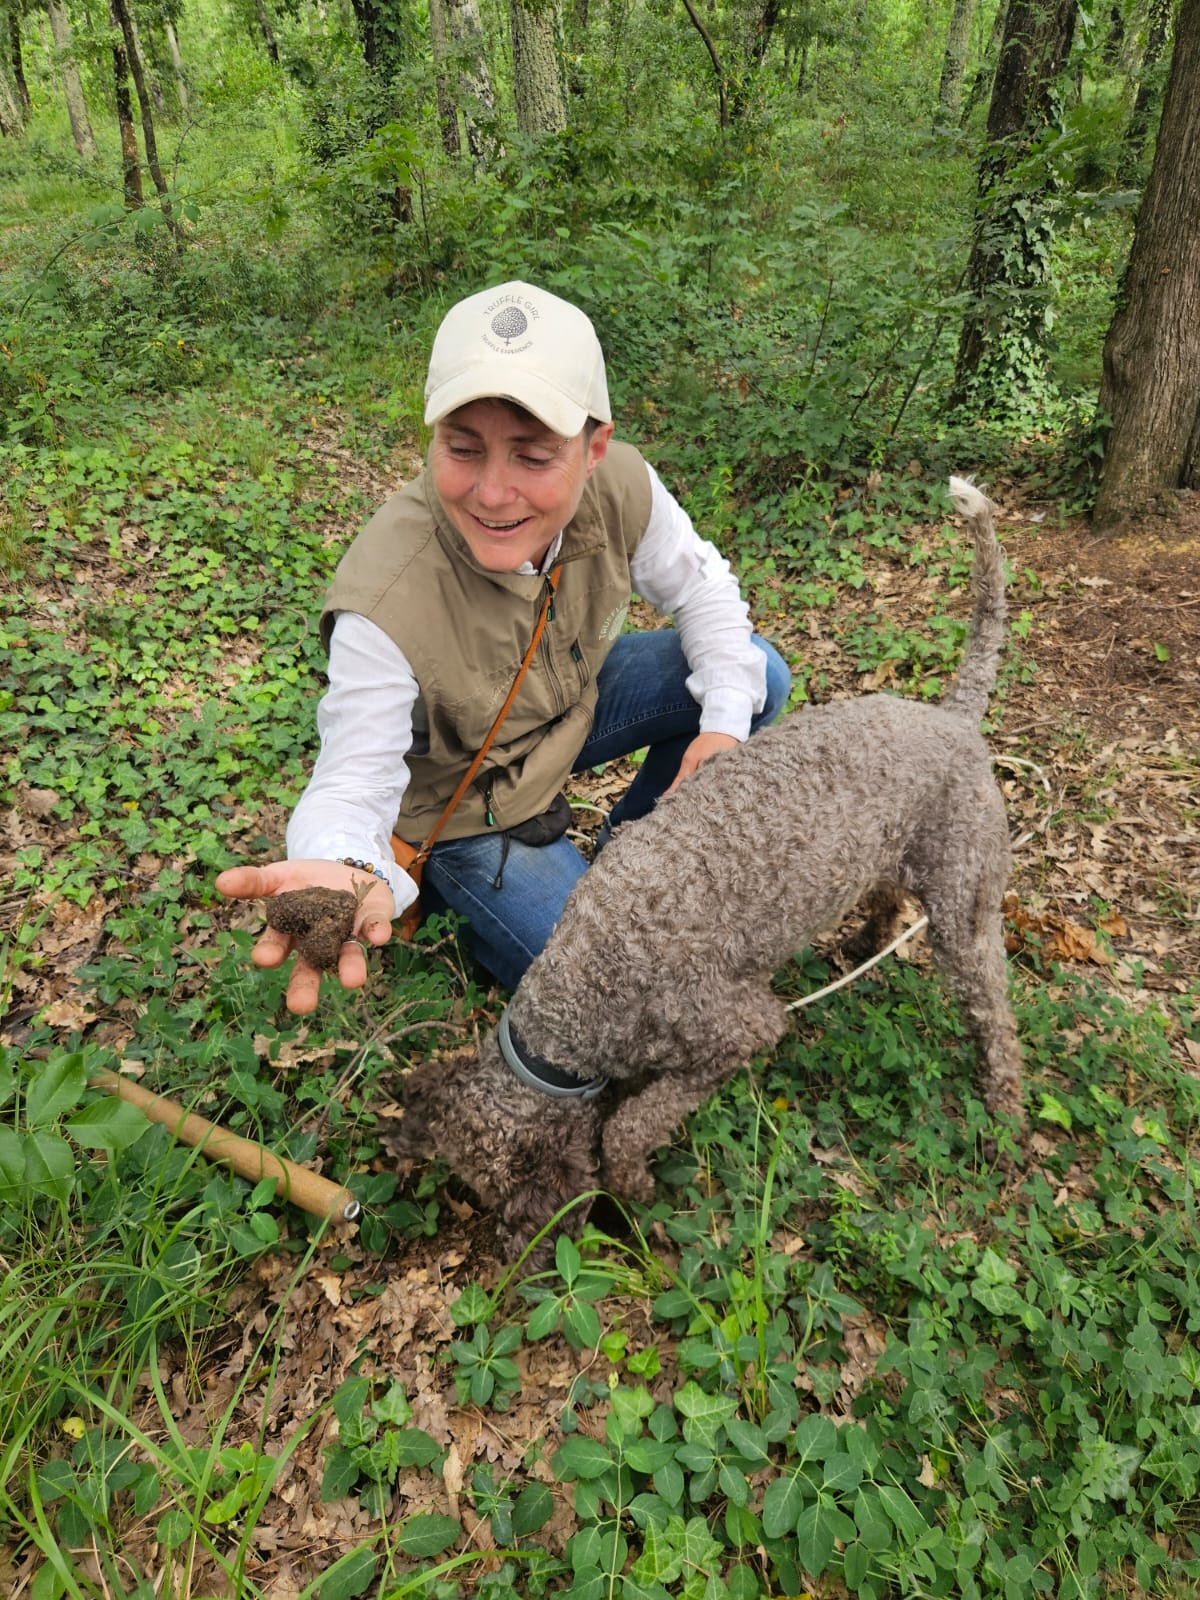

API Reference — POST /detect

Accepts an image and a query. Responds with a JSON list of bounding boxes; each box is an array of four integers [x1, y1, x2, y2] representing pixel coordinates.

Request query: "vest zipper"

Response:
[[480, 772, 497, 827], [539, 573, 566, 714]]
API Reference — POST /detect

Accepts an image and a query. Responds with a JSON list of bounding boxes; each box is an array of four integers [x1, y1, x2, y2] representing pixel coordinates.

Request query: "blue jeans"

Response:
[[422, 632, 791, 990]]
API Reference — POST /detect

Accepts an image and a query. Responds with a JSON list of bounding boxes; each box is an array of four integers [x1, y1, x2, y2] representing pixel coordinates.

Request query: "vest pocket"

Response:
[[570, 639, 591, 692]]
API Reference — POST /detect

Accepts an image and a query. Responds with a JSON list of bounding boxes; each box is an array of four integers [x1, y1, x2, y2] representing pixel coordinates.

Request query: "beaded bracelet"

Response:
[[341, 856, 389, 883]]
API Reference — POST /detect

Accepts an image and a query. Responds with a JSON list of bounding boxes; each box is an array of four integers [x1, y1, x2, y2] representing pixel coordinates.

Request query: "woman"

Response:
[[217, 282, 789, 1010]]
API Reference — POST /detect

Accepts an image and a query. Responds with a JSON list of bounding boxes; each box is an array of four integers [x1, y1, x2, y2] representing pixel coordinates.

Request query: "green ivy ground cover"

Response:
[[3, 371, 1198, 1598], [1, 72, 1197, 1595]]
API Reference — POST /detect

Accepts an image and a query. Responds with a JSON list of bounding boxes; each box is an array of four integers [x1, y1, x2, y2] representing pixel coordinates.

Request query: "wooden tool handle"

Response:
[[91, 1070, 360, 1224]]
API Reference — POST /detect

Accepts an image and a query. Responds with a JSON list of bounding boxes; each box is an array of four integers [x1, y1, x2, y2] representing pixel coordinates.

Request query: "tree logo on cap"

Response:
[[491, 307, 529, 343]]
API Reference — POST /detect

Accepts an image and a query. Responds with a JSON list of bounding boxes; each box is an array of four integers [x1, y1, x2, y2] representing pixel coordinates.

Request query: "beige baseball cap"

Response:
[[424, 281, 611, 438]]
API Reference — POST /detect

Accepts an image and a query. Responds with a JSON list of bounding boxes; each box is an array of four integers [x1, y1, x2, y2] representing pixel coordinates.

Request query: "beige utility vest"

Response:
[[321, 441, 654, 844]]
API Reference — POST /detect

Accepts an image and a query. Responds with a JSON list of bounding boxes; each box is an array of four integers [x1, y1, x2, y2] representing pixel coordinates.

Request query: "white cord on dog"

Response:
[[785, 915, 931, 1012]]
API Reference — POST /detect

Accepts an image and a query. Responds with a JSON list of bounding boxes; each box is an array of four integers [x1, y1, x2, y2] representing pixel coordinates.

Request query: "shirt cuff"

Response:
[[696, 687, 756, 741]]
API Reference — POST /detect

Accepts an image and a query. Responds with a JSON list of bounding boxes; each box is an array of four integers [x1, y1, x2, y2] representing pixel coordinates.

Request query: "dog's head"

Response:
[[395, 1033, 602, 1257]]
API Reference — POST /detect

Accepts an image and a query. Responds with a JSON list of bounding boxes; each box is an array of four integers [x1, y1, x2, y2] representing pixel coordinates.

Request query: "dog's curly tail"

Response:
[[941, 476, 1007, 727]]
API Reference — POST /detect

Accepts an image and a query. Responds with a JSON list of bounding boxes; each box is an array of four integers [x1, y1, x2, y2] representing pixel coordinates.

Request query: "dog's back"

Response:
[[514, 478, 1014, 1074]]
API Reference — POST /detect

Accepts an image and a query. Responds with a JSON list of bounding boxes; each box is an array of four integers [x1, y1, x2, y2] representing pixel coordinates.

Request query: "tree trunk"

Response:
[[111, 0, 175, 230], [110, 10, 143, 207], [446, 0, 502, 162], [126, 4, 166, 116], [0, 56, 24, 136], [679, 0, 728, 128], [960, 0, 1008, 125], [254, 0, 279, 64], [47, 0, 100, 161], [1093, 0, 1200, 527], [951, 0, 1078, 412], [9, 4, 30, 112], [510, 0, 567, 134], [1120, 0, 1173, 175], [1102, 1, 1125, 67], [729, 0, 781, 118], [349, 0, 416, 83], [566, 0, 587, 95], [0, 0, 25, 134], [937, 0, 976, 121], [164, 19, 189, 113], [428, 0, 461, 155]]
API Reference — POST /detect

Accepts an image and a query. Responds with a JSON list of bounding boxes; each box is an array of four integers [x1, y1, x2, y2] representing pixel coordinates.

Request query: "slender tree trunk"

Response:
[[1120, 0, 1173, 174], [428, 0, 461, 155], [446, 0, 502, 162], [1102, 1, 1124, 66], [510, 0, 567, 134], [126, 5, 166, 115], [164, 19, 189, 112], [679, 0, 728, 127], [9, 4, 30, 112], [47, 0, 100, 161], [728, 0, 781, 118], [960, 0, 1008, 124], [951, 0, 1078, 411], [255, 0, 279, 63], [0, 55, 24, 135], [937, 0, 976, 121], [566, 0, 588, 95], [851, 0, 869, 69], [1093, 0, 1200, 526], [0, 0, 26, 134], [110, 9, 143, 207], [796, 37, 810, 95], [111, 0, 175, 230]]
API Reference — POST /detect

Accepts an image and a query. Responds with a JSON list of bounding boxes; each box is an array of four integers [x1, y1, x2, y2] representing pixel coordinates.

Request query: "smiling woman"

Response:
[[431, 400, 613, 573], [216, 280, 791, 1005]]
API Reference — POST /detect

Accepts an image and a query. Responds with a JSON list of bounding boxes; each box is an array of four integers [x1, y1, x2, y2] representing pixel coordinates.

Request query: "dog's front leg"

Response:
[[600, 1059, 745, 1204], [496, 1105, 603, 1258]]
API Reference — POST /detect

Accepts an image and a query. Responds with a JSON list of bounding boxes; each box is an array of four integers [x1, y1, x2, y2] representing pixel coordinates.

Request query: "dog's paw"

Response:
[[601, 1160, 655, 1206]]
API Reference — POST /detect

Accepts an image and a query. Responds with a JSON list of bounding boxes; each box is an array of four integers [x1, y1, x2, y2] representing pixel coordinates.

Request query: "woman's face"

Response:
[[431, 399, 613, 572]]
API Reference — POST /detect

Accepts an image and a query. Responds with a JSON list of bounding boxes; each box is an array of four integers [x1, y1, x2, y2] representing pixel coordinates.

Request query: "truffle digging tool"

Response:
[[90, 1069, 360, 1223]]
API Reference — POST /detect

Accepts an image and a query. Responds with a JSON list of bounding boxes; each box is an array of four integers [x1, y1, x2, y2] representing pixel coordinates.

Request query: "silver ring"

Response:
[[343, 938, 369, 955]]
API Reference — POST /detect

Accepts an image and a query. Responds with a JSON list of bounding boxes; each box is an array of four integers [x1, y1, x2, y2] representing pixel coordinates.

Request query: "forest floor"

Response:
[[5, 458, 1199, 1594]]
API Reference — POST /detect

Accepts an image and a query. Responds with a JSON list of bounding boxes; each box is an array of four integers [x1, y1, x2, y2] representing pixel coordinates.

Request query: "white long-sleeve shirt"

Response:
[[287, 461, 766, 913]]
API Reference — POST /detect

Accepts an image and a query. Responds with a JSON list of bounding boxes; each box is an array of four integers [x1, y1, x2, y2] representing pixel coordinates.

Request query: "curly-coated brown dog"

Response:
[[392, 480, 1023, 1255]]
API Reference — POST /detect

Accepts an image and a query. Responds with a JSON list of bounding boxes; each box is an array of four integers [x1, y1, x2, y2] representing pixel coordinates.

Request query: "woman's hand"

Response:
[[215, 859, 394, 1015], [665, 732, 739, 794]]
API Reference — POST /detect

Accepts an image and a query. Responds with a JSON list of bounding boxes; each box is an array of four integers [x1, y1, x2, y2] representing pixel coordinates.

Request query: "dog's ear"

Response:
[[387, 1108, 431, 1163], [390, 1061, 449, 1161]]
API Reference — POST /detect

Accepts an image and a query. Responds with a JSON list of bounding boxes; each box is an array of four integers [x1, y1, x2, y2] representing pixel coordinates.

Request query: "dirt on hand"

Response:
[[264, 886, 359, 971]]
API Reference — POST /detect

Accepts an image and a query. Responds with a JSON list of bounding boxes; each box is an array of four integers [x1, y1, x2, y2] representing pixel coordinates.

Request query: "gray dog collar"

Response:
[[497, 1010, 608, 1101]]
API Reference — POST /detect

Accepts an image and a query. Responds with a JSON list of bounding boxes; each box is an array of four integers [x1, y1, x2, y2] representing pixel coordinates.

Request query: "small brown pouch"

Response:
[[390, 834, 425, 942]]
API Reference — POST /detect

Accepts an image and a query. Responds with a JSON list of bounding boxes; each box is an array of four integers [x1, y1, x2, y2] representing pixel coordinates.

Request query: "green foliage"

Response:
[[317, 968, 1197, 1599], [0, 431, 358, 1017], [522, 1234, 619, 1350], [1, 5, 1193, 1593], [323, 1377, 445, 1511]]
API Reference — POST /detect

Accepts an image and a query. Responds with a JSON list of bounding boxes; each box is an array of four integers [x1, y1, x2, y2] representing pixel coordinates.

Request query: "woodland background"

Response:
[[1, 0, 1199, 1596]]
